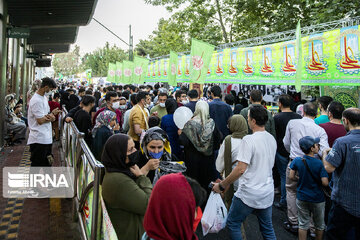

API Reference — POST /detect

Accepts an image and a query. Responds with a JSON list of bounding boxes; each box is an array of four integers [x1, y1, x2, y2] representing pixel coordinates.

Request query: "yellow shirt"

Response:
[[129, 104, 149, 141]]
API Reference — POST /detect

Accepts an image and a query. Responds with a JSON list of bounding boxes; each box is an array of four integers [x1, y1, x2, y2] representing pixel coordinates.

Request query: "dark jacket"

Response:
[[209, 99, 233, 139], [179, 126, 222, 194], [102, 172, 152, 240]]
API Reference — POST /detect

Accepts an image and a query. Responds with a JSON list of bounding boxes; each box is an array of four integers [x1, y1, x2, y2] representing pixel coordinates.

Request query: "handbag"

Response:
[[302, 158, 331, 198]]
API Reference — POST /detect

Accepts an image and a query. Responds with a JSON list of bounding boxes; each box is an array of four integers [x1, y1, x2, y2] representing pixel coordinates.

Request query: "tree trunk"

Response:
[[214, 0, 229, 43]]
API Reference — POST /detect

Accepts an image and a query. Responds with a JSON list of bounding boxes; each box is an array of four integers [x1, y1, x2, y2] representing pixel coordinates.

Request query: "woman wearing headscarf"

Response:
[[92, 110, 120, 161], [160, 98, 182, 159], [101, 134, 152, 240], [27, 79, 42, 106], [215, 115, 248, 209], [142, 173, 207, 240], [138, 127, 186, 184], [179, 101, 222, 194], [67, 92, 80, 111], [5, 94, 26, 143]]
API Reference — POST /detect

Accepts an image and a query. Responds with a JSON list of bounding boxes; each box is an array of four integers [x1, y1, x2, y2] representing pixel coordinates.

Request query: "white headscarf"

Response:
[[193, 100, 210, 126]]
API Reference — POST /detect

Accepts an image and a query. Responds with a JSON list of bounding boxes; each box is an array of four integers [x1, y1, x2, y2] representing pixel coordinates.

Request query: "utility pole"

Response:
[[129, 25, 133, 61], [92, 18, 133, 61]]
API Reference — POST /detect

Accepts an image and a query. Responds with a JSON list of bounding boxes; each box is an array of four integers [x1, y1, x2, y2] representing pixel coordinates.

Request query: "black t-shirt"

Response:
[[274, 111, 302, 157], [74, 109, 93, 147]]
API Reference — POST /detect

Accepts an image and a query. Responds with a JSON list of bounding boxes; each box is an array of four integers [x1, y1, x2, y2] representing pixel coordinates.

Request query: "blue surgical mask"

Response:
[[148, 150, 163, 159]]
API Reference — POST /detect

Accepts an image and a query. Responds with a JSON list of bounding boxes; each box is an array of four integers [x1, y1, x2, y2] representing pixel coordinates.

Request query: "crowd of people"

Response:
[[24, 77, 360, 240]]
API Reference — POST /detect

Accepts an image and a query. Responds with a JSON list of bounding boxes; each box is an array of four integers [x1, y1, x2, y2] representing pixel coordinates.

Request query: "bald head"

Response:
[[342, 108, 360, 130], [303, 103, 318, 118]]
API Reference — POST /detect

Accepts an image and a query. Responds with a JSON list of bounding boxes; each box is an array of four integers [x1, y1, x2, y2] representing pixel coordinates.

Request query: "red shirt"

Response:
[[319, 122, 347, 147], [48, 101, 61, 117]]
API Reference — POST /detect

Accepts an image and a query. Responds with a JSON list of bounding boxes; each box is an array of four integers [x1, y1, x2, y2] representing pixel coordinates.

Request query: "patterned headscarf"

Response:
[[5, 94, 15, 109], [92, 110, 116, 138], [183, 101, 215, 156], [141, 127, 186, 185]]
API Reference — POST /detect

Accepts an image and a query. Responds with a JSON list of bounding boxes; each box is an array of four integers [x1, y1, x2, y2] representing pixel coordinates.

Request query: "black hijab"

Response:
[[67, 94, 80, 110], [101, 134, 136, 179]]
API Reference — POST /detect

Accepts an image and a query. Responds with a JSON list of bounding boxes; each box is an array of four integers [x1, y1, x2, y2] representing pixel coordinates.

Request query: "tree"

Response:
[[135, 18, 190, 58], [52, 45, 81, 77], [81, 42, 128, 77], [144, 0, 360, 45]]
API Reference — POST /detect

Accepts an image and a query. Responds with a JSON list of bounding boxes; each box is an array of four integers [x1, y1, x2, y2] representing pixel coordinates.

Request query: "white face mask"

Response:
[[45, 91, 52, 97], [119, 105, 127, 110], [112, 101, 120, 109], [182, 100, 189, 105], [159, 102, 166, 108]]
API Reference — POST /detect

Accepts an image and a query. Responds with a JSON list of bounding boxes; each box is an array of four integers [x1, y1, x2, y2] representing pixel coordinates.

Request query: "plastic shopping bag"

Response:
[[201, 192, 228, 236]]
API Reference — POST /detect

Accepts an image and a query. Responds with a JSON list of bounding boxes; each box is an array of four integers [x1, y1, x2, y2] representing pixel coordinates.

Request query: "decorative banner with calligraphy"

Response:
[[133, 56, 149, 84], [168, 51, 178, 86], [107, 63, 116, 83], [142, 24, 360, 86], [115, 62, 122, 84], [122, 60, 134, 84], [322, 86, 359, 108], [189, 39, 215, 83]]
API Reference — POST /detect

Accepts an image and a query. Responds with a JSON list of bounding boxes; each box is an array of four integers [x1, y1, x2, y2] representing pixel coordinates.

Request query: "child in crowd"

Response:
[[289, 136, 329, 240]]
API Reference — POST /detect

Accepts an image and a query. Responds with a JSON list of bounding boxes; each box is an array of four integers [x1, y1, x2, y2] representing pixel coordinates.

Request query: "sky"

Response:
[[74, 0, 172, 56]]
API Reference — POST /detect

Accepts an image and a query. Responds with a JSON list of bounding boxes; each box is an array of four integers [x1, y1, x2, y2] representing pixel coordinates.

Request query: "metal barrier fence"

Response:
[[59, 108, 117, 240]]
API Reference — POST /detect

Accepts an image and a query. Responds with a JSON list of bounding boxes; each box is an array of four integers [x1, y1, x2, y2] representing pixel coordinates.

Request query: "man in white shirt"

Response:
[[213, 105, 277, 240], [282, 102, 329, 232], [28, 77, 60, 166]]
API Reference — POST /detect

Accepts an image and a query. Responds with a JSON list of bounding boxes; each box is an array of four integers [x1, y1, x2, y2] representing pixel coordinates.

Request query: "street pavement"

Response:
[[196, 195, 298, 240]]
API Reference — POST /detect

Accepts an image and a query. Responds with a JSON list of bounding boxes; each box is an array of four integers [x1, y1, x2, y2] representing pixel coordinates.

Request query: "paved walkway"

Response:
[[0, 141, 80, 240], [0, 139, 298, 240]]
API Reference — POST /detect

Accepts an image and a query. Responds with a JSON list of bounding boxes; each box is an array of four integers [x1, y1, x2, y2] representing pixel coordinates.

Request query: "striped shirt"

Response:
[[283, 117, 329, 159]]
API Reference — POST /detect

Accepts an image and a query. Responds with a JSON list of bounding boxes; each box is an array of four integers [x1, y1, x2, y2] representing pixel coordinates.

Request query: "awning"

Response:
[[8, 0, 98, 54]]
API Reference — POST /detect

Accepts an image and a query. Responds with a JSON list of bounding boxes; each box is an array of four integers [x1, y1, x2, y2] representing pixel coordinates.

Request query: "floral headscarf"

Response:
[[141, 127, 171, 159], [92, 110, 116, 137]]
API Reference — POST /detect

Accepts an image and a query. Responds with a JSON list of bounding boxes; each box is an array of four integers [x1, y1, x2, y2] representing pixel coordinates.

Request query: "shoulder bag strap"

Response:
[[302, 158, 322, 187], [224, 135, 234, 210]]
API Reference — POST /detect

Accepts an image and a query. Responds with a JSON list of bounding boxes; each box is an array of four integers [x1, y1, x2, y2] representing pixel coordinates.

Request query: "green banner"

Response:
[[107, 63, 116, 83], [168, 51, 178, 86], [115, 62, 122, 84], [144, 24, 360, 86], [323, 86, 359, 108], [189, 39, 215, 83], [122, 60, 134, 84], [133, 56, 149, 84], [295, 20, 302, 91]]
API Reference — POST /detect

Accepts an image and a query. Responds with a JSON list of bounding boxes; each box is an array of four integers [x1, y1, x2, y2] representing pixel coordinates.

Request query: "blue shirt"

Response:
[[326, 129, 360, 217], [161, 114, 181, 157], [184, 101, 197, 113], [208, 99, 233, 139], [290, 155, 328, 203], [314, 115, 329, 125]]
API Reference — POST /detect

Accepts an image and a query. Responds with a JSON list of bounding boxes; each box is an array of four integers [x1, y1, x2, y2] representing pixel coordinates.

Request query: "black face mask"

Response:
[[126, 150, 140, 167]]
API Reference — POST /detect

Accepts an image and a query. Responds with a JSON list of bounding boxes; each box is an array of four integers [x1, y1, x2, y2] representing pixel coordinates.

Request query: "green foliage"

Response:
[[141, 0, 360, 57], [135, 18, 190, 58], [52, 45, 81, 77], [80, 42, 128, 77]]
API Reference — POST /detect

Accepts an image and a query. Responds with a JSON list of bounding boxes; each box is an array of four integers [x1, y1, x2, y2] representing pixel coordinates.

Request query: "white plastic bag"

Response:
[[201, 192, 228, 236]]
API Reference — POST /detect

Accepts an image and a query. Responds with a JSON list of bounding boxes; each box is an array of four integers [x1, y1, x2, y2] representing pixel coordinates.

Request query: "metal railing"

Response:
[[59, 107, 113, 240]]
